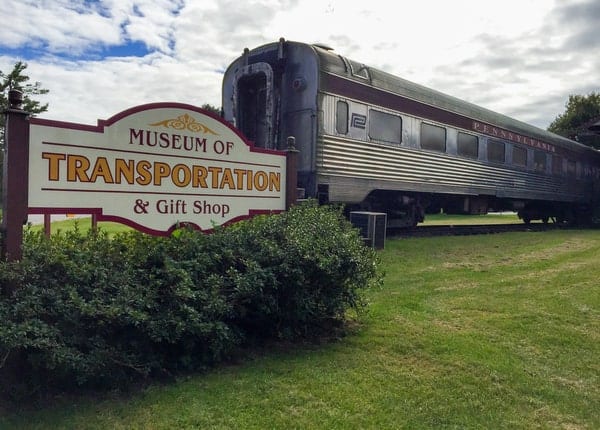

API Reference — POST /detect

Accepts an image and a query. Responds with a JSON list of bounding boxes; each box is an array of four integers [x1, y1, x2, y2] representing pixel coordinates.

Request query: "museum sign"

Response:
[[26, 102, 288, 235]]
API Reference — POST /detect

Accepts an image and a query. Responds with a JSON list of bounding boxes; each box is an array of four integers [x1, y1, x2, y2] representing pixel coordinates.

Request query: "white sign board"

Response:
[[28, 103, 287, 234]]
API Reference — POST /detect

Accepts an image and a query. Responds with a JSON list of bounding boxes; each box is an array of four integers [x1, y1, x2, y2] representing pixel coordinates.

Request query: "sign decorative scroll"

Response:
[[27, 103, 288, 235]]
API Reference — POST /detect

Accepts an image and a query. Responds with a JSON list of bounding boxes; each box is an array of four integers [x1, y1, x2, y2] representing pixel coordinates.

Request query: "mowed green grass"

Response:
[[25, 211, 522, 235], [2, 229, 599, 429], [26, 217, 131, 236], [422, 212, 522, 225]]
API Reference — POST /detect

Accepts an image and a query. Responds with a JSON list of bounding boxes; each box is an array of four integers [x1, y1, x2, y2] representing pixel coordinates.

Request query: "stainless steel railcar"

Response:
[[222, 39, 600, 227]]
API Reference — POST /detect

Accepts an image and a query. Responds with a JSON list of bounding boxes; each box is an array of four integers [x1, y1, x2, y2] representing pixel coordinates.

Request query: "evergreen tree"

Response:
[[1, 62, 49, 200], [1, 61, 50, 144]]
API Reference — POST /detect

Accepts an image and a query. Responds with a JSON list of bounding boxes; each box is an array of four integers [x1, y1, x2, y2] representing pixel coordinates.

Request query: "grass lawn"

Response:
[[26, 217, 131, 236], [25, 212, 523, 233], [422, 212, 522, 225], [2, 229, 599, 429]]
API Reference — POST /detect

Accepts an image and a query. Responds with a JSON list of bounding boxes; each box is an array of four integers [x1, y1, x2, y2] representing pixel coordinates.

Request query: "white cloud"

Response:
[[117, 0, 184, 53], [1, 0, 598, 129], [0, 0, 185, 55], [23, 53, 223, 124], [0, 0, 122, 54]]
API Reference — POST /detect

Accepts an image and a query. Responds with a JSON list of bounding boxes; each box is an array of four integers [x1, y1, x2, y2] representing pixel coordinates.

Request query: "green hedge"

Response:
[[0, 202, 381, 398]]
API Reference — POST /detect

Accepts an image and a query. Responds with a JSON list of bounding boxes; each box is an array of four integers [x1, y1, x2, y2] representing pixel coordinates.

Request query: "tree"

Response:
[[200, 103, 221, 116], [1, 62, 50, 201], [548, 92, 600, 149], [1, 60, 49, 118]]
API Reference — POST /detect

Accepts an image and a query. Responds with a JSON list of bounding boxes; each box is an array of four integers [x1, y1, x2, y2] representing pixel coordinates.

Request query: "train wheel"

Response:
[[523, 216, 531, 225]]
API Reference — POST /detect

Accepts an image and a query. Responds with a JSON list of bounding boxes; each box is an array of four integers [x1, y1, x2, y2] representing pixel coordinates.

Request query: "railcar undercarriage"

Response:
[[344, 190, 425, 228], [341, 189, 593, 228]]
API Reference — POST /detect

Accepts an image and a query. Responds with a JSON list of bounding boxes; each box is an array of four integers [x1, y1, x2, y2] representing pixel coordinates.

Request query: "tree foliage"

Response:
[[1, 61, 49, 118], [200, 103, 221, 116], [1, 62, 50, 201], [548, 92, 600, 148], [1, 61, 49, 149]]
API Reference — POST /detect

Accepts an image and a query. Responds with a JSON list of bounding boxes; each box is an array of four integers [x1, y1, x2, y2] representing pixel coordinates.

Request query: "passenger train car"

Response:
[[222, 39, 600, 227]]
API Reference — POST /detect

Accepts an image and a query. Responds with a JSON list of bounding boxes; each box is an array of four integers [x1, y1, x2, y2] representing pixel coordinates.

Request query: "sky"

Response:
[[0, 0, 598, 130]]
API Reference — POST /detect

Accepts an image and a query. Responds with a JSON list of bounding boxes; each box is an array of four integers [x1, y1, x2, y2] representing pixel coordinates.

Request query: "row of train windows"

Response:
[[336, 101, 576, 175]]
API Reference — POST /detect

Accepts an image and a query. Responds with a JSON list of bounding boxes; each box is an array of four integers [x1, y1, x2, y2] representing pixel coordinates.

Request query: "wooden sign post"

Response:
[[1, 90, 30, 262]]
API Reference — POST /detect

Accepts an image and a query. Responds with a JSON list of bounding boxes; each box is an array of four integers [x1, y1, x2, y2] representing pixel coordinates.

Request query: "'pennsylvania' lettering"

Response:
[[472, 121, 556, 153]]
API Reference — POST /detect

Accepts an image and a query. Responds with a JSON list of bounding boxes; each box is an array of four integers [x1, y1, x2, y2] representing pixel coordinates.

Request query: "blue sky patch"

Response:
[[0, 40, 152, 62]]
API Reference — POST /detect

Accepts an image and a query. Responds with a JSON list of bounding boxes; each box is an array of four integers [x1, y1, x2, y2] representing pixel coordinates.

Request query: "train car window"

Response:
[[369, 109, 402, 144], [487, 140, 505, 163], [567, 160, 576, 176], [336, 100, 349, 134], [512, 146, 527, 167], [552, 155, 563, 175], [421, 123, 446, 152], [457, 132, 478, 158], [534, 150, 547, 173]]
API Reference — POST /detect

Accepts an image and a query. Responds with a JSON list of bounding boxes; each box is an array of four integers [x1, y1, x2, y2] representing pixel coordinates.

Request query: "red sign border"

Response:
[[28, 102, 288, 236]]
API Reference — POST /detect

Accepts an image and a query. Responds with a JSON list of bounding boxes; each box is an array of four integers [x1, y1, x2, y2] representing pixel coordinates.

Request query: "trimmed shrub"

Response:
[[0, 201, 381, 398], [221, 201, 379, 339]]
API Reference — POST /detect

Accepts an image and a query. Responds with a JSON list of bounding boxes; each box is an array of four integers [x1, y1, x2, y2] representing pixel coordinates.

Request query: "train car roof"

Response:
[[305, 42, 597, 156]]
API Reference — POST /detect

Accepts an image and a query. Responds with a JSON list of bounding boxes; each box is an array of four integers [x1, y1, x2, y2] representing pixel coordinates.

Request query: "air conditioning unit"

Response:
[[349, 211, 387, 249]]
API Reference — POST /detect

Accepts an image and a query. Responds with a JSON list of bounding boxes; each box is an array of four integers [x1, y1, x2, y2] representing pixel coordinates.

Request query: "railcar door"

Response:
[[232, 62, 275, 149]]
